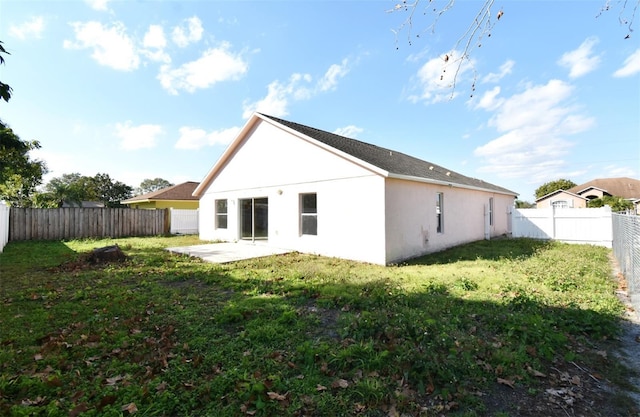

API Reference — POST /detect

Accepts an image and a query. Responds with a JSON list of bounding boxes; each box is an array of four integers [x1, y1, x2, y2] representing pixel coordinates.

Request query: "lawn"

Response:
[[0, 236, 637, 416]]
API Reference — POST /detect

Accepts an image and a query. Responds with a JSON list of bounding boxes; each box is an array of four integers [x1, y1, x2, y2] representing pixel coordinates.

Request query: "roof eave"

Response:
[[193, 115, 264, 197], [388, 173, 518, 196]]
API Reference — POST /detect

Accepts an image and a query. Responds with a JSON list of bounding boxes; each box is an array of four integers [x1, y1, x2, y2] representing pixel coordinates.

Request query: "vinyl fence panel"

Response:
[[512, 206, 612, 247], [170, 209, 199, 235], [0, 201, 9, 252]]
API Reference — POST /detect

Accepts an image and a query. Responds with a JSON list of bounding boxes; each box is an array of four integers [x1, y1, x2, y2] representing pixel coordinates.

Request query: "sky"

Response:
[[0, 0, 638, 201]]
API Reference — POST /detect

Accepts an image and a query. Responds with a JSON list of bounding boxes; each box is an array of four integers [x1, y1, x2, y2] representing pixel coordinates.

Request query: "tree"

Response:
[[0, 120, 47, 206], [587, 195, 634, 212], [0, 40, 12, 102], [389, 1, 637, 96], [43, 173, 133, 207], [515, 200, 535, 208], [534, 179, 577, 200], [136, 178, 173, 195], [90, 173, 133, 207]]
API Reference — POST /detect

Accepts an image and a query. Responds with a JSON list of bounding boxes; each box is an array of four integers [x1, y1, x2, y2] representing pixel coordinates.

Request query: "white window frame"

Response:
[[215, 199, 228, 229], [300, 193, 317, 236], [436, 192, 444, 234]]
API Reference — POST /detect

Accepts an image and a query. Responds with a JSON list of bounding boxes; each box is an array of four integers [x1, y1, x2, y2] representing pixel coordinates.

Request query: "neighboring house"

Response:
[[536, 177, 640, 213], [535, 190, 588, 209], [122, 181, 199, 209], [193, 113, 517, 265]]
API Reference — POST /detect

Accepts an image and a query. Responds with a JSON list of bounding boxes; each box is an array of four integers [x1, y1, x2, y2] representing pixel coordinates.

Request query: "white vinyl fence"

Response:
[[170, 209, 199, 235], [0, 201, 9, 252], [512, 206, 613, 247]]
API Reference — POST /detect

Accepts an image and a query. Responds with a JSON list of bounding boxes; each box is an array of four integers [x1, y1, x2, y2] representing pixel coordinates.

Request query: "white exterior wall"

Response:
[[384, 178, 514, 263], [199, 120, 388, 264]]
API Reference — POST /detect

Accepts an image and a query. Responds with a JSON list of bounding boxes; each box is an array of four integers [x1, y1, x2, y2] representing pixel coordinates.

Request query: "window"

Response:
[[436, 192, 444, 233], [300, 193, 317, 235], [489, 197, 494, 226], [216, 199, 227, 229], [551, 200, 568, 209]]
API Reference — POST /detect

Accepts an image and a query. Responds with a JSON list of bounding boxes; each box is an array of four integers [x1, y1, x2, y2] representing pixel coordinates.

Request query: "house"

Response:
[[193, 113, 518, 265], [534, 190, 588, 209], [122, 181, 199, 210], [536, 177, 640, 213]]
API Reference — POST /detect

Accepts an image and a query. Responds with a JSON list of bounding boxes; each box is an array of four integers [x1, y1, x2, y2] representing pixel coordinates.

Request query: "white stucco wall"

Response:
[[384, 178, 514, 263], [199, 120, 388, 264]]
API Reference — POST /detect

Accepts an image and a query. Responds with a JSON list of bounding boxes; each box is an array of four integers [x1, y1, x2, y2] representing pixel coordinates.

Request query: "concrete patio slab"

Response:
[[166, 242, 291, 264]]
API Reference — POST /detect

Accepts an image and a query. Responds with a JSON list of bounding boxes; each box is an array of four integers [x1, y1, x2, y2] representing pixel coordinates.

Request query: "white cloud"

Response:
[[143, 25, 166, 49], [613, 48, 640, 77], [172, 16, 204, 48], [408, 49, 475, 104], [243, 59, 351, 119], [64, 21, 140, 71], [318, 59, 350, 92], [334, 125, 363, 138], [475, 86, 502, 111], [473, 79, 595, 183], [175, 126, 240, 150], [9, 16, 45, 40], [141, 25, 170, 63], [242, 73, 312, 119], [482, 60, 514, 84], [115, 121, 164, 150], [158, 43, 248, 94], [85, 0, 111, 11], [557, 37, 601, 78]]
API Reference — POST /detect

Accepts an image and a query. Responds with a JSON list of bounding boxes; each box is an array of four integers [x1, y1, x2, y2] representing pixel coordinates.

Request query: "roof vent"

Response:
[[429, 166, 434, 170], [446, 172, 451, 176]]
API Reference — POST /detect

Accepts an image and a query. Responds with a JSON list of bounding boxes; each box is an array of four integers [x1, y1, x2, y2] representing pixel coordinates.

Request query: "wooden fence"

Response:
[[511, 206, 613, 247], [8, 208, 170, 241]]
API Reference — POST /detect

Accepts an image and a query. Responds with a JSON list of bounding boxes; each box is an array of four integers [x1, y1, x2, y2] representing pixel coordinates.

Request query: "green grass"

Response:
[[0, 236, 636, 416]]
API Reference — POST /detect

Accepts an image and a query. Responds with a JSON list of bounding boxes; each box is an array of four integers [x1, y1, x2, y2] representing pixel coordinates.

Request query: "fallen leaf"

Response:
[[316, 384, 327, 391], [69, 403, 89, 417], [267, 391, 287, 401], [122, 402, 138, 414], [34, 353, 43, 361], [527, 366, 546, 378], [571, 375, 581, 386], [106, 375, 125, 386], [497, 377, 515, 389], [332, 378, 349, 389]]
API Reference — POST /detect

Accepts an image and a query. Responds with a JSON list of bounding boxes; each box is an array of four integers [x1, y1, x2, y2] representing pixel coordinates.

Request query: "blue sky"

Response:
[[1, 0, 638, 201]]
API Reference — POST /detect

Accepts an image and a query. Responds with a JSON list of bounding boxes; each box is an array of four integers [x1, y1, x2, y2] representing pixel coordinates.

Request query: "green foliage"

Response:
[[135, 177, 174, 195], [0, 237, 634, 416], [0, 120, 47, 206], [0, 40, 12, 102], [41, 172, 133, 207], [534, 178, 577, 199], [587, 195, 635, 212], [515, 199, 535, 208]]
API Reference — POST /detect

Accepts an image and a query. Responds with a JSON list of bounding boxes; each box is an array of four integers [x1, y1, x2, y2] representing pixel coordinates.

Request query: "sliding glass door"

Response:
[[240, 197, 268, 240]]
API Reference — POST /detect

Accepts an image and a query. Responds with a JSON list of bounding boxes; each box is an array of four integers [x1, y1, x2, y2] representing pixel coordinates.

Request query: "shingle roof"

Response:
[[262, 114, 517, 196], [568, 177, 640, 199], [122, 181, 200, 203]]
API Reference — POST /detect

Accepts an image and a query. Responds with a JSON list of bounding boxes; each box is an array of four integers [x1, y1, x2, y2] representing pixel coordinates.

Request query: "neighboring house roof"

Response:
[[535, 189, 587, 203], [194, 113, 518, 197], [567, 177, 640, 199], [122, 181, 200, 204]]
